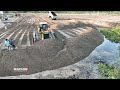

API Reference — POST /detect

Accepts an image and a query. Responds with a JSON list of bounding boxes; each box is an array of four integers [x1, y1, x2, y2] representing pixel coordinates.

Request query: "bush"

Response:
[[100, 28, 120, 43], [98, 63, 120, 79]]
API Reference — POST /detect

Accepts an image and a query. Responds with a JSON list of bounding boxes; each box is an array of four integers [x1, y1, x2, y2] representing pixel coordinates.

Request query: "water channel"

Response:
[[86, 35, 120, 68]]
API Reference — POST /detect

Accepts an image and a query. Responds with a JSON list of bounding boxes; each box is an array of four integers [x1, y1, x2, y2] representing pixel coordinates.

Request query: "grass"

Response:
[[100, 27, 120, 43], [57, 11, 120, 14], [9, 11, 120, 14], [2, 11, 120, 15], [98, 63, 120, 79]]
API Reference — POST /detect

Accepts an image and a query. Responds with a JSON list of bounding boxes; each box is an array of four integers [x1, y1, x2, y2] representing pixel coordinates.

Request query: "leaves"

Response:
[[98, 63, 120, 79], [100, 28, 120, 43]]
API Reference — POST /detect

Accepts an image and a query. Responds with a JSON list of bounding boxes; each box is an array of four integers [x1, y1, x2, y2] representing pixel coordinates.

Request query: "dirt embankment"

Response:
[[0, 19, 104, 78], [51, 20, 104, 65]]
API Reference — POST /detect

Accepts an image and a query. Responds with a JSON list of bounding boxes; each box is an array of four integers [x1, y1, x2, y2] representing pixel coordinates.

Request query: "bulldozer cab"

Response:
[[39, 22, 48, 32], [42, 24, 48, 30]]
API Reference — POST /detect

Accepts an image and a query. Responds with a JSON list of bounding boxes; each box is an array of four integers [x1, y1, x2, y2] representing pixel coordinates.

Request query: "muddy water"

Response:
[[87, 36, 120, 66]]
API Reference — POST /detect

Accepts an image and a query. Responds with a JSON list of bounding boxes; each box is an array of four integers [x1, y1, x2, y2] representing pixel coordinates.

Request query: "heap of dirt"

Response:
[[78, 19, 120, 29], [51, 20, 86, 30], [0, 21, 104, 77], [0, 39, 65, 76]]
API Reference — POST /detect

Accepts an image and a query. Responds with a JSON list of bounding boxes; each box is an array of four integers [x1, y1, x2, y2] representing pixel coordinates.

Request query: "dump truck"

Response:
[[48, 11, 57, 20], [4, 16, 8, 20], [15, 13, 20, 16]]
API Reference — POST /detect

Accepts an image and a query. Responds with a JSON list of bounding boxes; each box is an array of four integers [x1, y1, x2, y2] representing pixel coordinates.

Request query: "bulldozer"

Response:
[[37, 22, 50, 40]]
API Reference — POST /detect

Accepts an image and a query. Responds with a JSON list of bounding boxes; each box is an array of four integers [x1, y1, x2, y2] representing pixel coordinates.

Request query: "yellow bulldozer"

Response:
[[37, 22, 50, 40]]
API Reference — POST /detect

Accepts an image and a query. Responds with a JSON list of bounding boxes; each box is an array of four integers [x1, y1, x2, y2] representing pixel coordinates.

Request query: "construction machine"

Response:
[[4, 16, 8, 20], [15, 13, 21, 16], [38, 22, 50, 40], [48, 11, 57, 20]]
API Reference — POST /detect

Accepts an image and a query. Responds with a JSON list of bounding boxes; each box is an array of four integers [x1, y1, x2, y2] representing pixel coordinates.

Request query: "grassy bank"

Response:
[[100, 27, 120, 43], [56, 11, 120, 14], [98, 63, 120, 79], [12, 11, 120, 14], [2, 11, 120, 15]]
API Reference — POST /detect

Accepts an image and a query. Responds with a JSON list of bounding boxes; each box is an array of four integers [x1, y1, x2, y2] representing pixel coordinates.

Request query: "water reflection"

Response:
[[118, 46, 120, 57], [87, 37, 120, 65]]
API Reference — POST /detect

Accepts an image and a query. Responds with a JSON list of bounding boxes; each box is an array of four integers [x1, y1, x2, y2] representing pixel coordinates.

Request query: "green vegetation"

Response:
[[91, 11, 120, 15], [56, 11, 120, 14], [98, 63, 120, 79], [2, 11, 120, 15], [8, 11, 120, 14], [100, 27, 120, 43]]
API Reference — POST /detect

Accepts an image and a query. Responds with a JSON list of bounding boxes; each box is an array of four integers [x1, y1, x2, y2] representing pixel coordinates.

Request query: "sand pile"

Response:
[[0, 20, 104, 77]]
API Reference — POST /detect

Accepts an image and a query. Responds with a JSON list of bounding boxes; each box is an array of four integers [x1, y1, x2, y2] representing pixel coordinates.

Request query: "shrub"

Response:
[[100, 28, 120, 43], [98, 63, 120, 79]]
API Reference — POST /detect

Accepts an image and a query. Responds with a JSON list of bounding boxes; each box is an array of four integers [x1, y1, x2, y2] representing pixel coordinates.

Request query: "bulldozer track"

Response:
[[0, 14, 57, 50], [0, 15, 37, 50]]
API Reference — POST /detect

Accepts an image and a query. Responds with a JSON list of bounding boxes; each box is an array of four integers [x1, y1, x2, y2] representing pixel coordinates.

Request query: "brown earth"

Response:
[[0, 17, 104, 77], [0, 13, 107, 77]]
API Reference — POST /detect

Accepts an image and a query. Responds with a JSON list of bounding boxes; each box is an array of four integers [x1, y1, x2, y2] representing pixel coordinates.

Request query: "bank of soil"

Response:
[[0, 20, 104, 77]]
